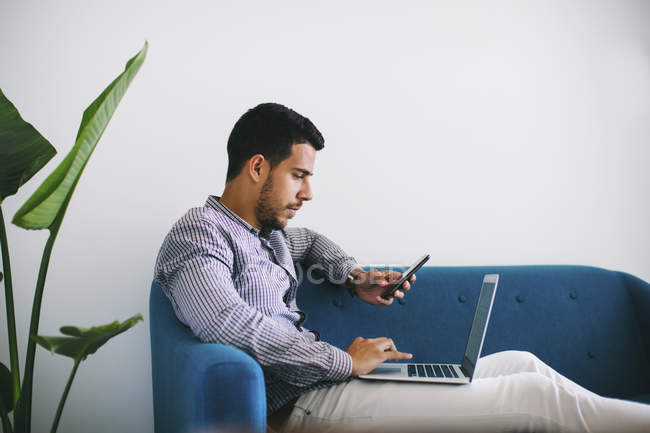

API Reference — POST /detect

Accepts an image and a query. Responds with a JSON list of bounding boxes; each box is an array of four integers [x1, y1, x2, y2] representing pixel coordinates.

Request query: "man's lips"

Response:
[[287, 206, 300, 216]]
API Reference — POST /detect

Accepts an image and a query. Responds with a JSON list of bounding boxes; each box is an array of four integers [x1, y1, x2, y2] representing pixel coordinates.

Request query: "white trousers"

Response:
[[282, 351, 650, 433]]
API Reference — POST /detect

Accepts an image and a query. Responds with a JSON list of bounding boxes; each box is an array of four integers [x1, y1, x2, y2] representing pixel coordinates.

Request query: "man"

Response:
[[154, 103, 650, 432]]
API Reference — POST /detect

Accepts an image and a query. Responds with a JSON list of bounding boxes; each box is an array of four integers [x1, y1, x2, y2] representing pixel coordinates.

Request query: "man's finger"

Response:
[[376, 295, 393, 306], [386, 351, 413, 361], [410, 274, 416, 283], [394, 290, 404, 299], [384, 339, 397, 353], [401, 281, 410, 291], [379, 295, 393, 306], [367, 337, 389, 343]]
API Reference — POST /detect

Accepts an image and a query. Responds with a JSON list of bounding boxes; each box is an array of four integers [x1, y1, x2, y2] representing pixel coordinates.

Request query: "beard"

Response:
[[254, 175, 287, 231]]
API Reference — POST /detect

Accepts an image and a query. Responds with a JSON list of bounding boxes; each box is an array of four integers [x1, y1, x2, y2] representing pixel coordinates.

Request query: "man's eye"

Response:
[[293, 174, 305, 179]]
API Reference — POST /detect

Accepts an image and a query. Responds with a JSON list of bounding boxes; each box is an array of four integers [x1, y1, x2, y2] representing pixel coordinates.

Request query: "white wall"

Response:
[[1, 1, 648, 432]]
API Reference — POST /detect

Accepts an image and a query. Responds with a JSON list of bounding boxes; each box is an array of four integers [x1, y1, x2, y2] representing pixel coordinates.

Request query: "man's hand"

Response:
[[349, 268, 416, 306], [346, 336, 413, 376]]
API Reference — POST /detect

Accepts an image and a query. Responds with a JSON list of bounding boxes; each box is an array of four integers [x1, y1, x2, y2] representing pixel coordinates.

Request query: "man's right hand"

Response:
[[345, 336, 413, 376]]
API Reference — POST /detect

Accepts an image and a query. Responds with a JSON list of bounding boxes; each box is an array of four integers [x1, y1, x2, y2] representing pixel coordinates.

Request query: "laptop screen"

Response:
[[461, 277, 498, 380]]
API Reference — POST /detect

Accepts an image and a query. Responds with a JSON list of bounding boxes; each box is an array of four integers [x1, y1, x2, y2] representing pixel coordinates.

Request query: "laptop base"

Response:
[[359, 362, 470, 384]]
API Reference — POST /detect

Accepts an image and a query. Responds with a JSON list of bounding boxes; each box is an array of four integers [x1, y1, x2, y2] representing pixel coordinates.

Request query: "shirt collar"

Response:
[[206, 195, 263, 236]]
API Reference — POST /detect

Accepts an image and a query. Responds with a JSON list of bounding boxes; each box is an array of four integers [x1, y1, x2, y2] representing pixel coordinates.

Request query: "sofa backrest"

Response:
[[296, 265, 650, 399]]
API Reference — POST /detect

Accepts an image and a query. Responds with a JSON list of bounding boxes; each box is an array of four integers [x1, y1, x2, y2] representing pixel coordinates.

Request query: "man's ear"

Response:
[[248, 154, 268, 183]]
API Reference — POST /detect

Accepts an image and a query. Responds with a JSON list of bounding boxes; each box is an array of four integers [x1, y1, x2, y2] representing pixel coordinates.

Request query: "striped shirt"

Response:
[[153, 195, 357, 413]]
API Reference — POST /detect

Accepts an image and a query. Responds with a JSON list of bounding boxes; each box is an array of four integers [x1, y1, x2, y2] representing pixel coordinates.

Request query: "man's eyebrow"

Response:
[[292, 168, 313, 176]]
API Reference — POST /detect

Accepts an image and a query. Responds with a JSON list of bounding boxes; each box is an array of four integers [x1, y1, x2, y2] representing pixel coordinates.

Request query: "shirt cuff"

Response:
[[323, 346, 353, 381], [336, 260, 362, 284]]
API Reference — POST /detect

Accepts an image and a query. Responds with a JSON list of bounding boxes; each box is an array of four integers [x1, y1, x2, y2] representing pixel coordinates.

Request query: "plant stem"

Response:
[[0, 392, 14, 433], [49, 358, 80, 433], [18, 228, 58, 433], [0, 206, 20, 408]]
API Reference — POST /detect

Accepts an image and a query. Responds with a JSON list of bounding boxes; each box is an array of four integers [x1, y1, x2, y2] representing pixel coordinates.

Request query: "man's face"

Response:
[[255, 142, 315, 231]]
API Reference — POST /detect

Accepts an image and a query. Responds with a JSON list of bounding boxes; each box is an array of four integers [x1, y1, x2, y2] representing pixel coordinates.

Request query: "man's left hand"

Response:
[[349, 269, 416, 306]]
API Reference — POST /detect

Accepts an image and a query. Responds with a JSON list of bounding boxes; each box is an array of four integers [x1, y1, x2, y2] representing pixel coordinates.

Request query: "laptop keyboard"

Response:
[[408, 364, 459, 378]]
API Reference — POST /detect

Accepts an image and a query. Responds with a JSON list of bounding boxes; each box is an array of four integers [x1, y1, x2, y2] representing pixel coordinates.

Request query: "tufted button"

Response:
[[588, 351, 595, 359], [569, 292, 577, 300], [332, 299, 343, 307], [458, 295, 467, 303], [515, 295, 524, 303]]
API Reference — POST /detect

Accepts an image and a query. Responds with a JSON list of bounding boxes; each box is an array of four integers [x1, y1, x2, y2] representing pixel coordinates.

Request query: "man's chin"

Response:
[[262, 218, 288, 232]]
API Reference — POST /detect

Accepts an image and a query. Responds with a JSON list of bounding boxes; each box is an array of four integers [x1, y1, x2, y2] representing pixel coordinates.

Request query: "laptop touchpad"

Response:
[[372, 366, 403, 375]]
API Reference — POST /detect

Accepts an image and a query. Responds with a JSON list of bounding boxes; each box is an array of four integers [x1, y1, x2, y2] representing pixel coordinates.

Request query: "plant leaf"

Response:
[[12, 42, 147, 230], [32, 314, 142, 361], [0, 362, 13, 412], [0, 88, 57, 204]]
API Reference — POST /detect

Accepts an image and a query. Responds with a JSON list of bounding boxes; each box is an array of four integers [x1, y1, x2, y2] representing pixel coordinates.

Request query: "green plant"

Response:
[[0, 42, 147, 433]]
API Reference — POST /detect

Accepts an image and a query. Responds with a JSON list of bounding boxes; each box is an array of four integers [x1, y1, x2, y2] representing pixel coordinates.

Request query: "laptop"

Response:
[[358, 274, 499, 384]]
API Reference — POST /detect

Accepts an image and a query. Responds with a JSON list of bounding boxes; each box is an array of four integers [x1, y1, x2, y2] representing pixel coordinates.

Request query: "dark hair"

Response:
[[226, 103, 325, 181]]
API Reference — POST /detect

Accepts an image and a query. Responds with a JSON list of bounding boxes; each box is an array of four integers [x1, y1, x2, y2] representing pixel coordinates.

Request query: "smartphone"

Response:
[[381, 254, 430, 299]]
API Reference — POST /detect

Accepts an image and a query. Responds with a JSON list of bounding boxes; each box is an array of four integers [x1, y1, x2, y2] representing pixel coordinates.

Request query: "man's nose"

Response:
[[299, 181, 313, 201]]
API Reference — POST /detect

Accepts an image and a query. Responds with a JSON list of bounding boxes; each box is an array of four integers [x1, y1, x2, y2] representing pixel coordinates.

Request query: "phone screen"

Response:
[[381, 254, 430, 299]]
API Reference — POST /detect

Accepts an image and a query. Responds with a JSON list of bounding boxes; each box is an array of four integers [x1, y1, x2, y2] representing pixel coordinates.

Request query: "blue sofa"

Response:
[[149, 265, 650, 433]]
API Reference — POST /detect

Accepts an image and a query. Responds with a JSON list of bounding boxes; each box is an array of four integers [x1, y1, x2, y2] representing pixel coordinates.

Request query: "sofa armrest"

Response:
[[179, 342, 265, 432], [153, 338, 266, 433], [150, 281, 267, 433]]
